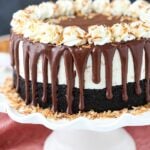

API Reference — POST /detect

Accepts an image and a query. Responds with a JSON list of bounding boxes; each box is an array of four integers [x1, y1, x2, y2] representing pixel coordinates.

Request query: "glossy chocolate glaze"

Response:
[[15, 73, 147, 113], [58, 14, 130, 30], [10, 31, 150, 114], [10, 33, 22, 91]]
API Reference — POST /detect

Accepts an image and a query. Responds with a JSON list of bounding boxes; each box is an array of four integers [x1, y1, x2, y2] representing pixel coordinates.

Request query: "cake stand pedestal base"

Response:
[[44, 128, 136, 150]]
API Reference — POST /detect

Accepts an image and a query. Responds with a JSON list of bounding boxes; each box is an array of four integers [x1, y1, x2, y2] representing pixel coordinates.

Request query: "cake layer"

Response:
[[18, 41, 146, 89], [10, 32, 150, 114], [14, 71, 147, 113]]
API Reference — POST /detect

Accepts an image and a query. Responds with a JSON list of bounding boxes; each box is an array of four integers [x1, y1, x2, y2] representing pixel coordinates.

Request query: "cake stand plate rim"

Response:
[[0, 93, 150, 132]]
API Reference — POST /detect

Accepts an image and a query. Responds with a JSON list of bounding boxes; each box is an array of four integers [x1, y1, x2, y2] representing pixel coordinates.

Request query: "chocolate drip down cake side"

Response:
[[9, 0, 150, 115]]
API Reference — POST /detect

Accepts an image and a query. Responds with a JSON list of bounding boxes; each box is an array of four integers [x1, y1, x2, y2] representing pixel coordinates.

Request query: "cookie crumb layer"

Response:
[[1, 78, 150, 120]]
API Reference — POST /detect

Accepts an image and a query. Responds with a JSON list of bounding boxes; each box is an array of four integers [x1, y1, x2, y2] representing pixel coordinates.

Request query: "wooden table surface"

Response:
[[0, 35, 9, 52]]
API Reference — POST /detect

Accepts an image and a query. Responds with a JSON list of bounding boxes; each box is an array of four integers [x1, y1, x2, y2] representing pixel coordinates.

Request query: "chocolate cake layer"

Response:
[[13, 71, 147, 114]]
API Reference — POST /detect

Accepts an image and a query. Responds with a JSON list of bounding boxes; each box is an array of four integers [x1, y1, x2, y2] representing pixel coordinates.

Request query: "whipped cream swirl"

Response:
[[23, 21, 63, 44], [140, 7, 150, 23], [88, 25, 112, 45], [130, 21, 150, 38], [75, 0, 92, 15], [92, 0, 110, 14], [38, 24, 63, 44], [11, 10, 30, 34], [56, 0, 75, 16], [33, 2, 57, 20], [110, 0, 131, 16], [111, 23, 136, 42], [124, 0, 149, 18], [62, 26, 87, 46]]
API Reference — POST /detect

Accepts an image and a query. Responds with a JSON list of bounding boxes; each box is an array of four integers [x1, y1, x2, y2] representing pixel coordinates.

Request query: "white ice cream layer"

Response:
[[18, 41, 145, 89]]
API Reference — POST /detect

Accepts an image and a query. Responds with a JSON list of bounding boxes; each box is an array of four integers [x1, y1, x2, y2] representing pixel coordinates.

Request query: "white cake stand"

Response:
[[1, 94, 150, 150], [0, 54, 150, 150]]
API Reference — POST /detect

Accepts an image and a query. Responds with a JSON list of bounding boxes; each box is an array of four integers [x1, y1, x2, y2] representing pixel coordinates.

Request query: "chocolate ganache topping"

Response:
[[10, 0, 150, 114], [58, 14, 123, 30]]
